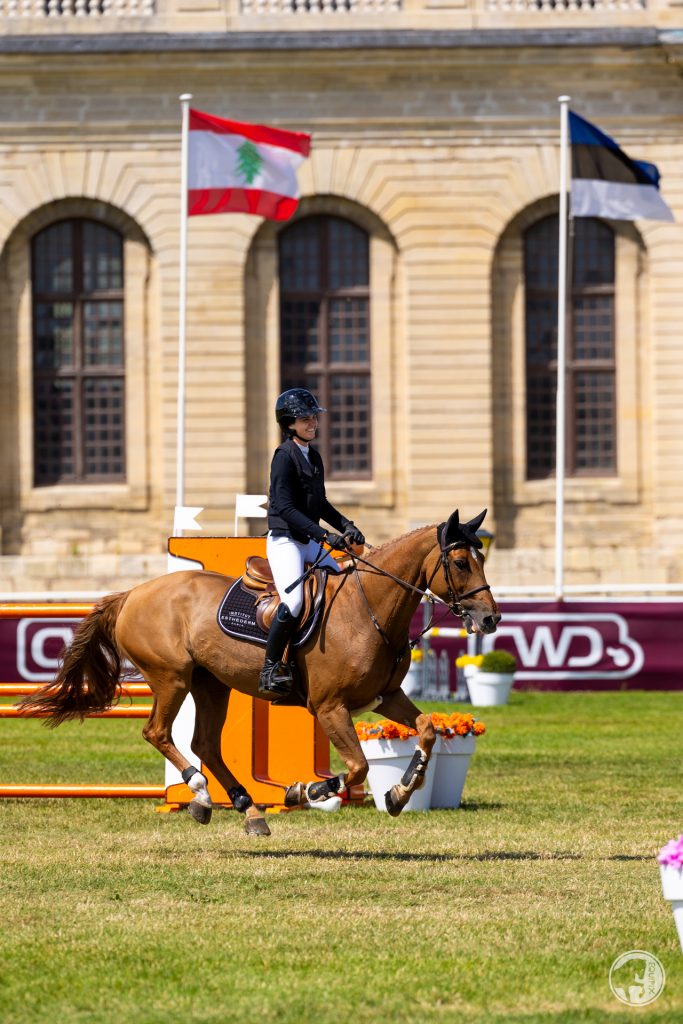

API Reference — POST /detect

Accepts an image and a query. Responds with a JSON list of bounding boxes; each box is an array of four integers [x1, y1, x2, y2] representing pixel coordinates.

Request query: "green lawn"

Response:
[[0, 691, 681, 1024]]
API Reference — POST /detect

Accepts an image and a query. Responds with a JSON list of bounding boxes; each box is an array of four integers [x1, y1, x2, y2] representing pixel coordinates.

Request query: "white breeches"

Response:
[[266, 533, 342, 617]]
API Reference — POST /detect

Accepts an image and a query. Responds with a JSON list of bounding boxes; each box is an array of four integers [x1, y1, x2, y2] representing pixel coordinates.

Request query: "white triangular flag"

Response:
[[235, 494, 268, 518], [173, 505, 203, 532]]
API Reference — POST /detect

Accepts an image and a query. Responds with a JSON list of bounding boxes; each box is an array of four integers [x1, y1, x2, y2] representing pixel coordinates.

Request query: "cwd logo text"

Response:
[[482, 613, 644, 681]]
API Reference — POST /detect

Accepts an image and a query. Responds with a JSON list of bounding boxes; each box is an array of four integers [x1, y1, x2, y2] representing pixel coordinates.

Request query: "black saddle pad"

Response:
[[216, 572, 327, 648]]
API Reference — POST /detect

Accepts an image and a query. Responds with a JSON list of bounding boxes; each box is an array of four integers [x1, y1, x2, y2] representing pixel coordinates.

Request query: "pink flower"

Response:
[[658, 835, 683, 868]]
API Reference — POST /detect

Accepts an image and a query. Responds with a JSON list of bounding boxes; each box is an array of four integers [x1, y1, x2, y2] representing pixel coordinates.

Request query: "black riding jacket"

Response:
[[267, 438, 350, 544]]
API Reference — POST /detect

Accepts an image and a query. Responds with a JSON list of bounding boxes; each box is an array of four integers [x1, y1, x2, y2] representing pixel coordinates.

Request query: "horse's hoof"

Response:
[[385, 786, 404, 817], [244, 815, 271, 837], [284, 782, 305, 808], [188, 798, 212, 825]]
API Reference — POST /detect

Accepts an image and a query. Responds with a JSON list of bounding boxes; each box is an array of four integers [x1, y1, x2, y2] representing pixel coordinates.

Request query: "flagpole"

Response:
[[176, 92, 192, 537], [555, 95, 570, 602]]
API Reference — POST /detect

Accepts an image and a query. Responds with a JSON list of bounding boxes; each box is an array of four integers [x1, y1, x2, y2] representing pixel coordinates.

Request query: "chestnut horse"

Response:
[[19, 509, 499, 836]]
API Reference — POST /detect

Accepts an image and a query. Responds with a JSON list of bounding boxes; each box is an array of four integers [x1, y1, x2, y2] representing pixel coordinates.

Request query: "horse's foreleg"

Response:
[[190, 668, 270, 836], [285, 703, 366, 809], [374, 688, 436, 817]]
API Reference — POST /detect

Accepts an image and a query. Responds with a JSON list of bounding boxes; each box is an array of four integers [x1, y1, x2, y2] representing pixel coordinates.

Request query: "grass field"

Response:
[[1, 691, 682, 1024]]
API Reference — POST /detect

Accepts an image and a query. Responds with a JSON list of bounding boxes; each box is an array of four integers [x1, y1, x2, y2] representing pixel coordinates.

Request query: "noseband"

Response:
[[433, 527, 491, 621]]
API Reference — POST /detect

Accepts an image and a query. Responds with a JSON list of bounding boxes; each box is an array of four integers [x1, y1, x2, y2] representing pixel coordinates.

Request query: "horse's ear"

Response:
[[443, 509, 460, 546], [464, 509, 487, 535]]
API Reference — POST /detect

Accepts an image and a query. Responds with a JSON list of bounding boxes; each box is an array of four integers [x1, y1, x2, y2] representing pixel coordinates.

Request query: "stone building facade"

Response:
[[0, 6, 681, 592]]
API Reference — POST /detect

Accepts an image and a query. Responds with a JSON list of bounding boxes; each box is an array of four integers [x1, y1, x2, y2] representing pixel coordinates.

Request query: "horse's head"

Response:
[[430, 509, 500, 635]]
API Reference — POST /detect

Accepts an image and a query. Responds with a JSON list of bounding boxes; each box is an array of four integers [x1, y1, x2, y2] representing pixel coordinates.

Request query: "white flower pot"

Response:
[[467, 671, 514, 707], [401, 659, 423, 698], [360, 737, 434, 812], [660, 864, 683, 951], [430, 734, 475, 809]]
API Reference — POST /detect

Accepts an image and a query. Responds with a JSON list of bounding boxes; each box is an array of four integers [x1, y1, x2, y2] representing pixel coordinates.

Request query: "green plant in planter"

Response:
[[479, 649, 517, 674]]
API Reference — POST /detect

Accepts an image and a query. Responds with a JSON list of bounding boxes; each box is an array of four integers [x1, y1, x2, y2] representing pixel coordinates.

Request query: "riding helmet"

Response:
[[275, 388, 326, 427]]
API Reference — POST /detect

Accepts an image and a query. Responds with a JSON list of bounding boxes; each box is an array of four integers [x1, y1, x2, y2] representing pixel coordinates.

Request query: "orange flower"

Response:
[[355, 719, 417, 741], [473, 721, 486, 735]]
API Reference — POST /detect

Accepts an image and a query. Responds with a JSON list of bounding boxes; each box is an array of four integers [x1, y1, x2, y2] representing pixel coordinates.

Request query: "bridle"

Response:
[[347, 525, 492, 665], [432, 525, 492, 620]]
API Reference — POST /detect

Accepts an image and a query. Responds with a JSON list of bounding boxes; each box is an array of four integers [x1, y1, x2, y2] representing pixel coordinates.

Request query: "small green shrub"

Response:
[[479, 648, 517, 673]]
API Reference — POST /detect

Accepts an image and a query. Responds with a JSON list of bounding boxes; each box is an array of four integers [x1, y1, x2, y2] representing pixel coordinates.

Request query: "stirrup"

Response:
[[258, 660, 294, 698]]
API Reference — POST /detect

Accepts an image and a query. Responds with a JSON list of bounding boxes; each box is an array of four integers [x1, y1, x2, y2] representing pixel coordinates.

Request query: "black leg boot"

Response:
[[258, 604, 297, 699]]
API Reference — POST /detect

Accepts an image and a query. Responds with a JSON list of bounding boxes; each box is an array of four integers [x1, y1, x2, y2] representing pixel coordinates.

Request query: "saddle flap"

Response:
[[244, 555, 274, 591], [218, 568, 327, 651]]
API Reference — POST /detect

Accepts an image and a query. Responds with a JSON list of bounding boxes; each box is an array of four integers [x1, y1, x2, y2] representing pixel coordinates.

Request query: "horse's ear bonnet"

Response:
[[439, 509, 488, 550]]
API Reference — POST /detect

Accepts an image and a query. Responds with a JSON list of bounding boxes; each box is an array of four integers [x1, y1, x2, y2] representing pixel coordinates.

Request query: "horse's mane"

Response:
[[366, 524, 435, 562]]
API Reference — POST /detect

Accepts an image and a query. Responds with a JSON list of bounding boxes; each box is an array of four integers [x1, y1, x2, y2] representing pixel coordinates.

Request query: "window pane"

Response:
[[279, 215, 372, 478], [574, 372, 615, 471], [280, 299, 320, 375], [83, 222, 123, 291], [34, 378, 75, 482], [83, 301, 124, 367], [328, 219, 369, 289], [524, 218, 558, 289], [329, 375, 371, 475], [573, 219, 614, 286], [573, 295, 614, 361], [329, 297, 369, 364], [83, 378, 125, 476], [34, 302, 74, 370], [524, 214, 615, 478], [32, 218, 126, 485], [279, 220, 321, 291], [526, 373, 556, 478], [33, 222, 73, 293], [525, 295, 556, 367]]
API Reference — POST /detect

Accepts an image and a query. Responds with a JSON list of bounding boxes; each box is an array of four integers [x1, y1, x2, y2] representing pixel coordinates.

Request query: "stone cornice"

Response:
[[0, 28, 664, 55]]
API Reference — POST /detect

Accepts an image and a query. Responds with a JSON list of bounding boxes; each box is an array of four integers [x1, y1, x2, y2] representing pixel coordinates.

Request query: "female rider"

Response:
[[259, 387, 365, 700]]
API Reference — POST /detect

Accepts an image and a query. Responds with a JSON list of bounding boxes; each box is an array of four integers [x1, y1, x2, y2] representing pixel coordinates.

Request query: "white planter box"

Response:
[[430, 734, 475, 809], [361, 734, 476, 812], [360, 737, 434, 812], [467, 671, 514, 707], [660, 864, 683, 951]]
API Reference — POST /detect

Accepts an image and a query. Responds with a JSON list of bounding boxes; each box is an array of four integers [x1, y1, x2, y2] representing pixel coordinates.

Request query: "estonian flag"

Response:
[[569, 111, 674, 222]]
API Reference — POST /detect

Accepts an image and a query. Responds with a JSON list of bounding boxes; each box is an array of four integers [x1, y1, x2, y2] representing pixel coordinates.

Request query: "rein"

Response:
[[346, 528, 491, 663]]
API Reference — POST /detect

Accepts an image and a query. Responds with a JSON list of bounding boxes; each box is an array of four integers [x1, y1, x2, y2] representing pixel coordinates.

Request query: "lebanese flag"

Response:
[[187, 109, 311, 221]]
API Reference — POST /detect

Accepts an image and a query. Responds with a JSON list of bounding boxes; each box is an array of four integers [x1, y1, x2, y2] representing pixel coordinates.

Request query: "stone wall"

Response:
[[0, 26, 682, 592]]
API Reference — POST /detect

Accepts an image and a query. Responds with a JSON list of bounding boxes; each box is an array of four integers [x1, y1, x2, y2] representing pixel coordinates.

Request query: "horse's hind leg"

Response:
[[285, 703, 366, 809], [190, 668, 271, 837], [374, 688, 436, 817], [141, 667, 214, 818]]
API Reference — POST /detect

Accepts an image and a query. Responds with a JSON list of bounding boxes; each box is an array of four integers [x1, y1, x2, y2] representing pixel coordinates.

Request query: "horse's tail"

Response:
[[16, 591, 130, 727]]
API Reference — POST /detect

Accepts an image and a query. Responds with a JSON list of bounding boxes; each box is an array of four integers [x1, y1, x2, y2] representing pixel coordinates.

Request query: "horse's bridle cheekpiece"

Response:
[[435, 523, 491, 620]]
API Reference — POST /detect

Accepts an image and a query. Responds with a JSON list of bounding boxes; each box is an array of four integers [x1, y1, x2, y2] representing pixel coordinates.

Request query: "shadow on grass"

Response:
[[236, 849, 583, 863], [235, 849, 652, 863]]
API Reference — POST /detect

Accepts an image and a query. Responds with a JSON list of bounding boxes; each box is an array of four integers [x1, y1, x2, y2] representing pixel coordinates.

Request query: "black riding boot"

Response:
[[258, 604, 297, 699]]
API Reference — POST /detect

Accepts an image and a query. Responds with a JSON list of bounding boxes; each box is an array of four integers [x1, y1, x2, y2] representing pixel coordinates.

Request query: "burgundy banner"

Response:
[[421, 600, 683, 691], [1, 600, 683, 690]]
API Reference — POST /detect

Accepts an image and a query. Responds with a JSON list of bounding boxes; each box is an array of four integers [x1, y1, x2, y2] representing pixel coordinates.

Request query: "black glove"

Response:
[[343, 523, 365, 546], [325, 532, 349, 552]]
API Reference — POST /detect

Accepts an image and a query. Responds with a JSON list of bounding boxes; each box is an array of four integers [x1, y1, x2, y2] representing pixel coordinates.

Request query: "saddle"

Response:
[[217, 555, 327, 649], [241, 555, 321, 633]]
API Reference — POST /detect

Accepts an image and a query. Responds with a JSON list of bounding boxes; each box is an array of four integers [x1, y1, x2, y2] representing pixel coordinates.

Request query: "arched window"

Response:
[[524, 215, 616, 479], [32, 219, 125, 485], [278, 215, 371, 478]]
